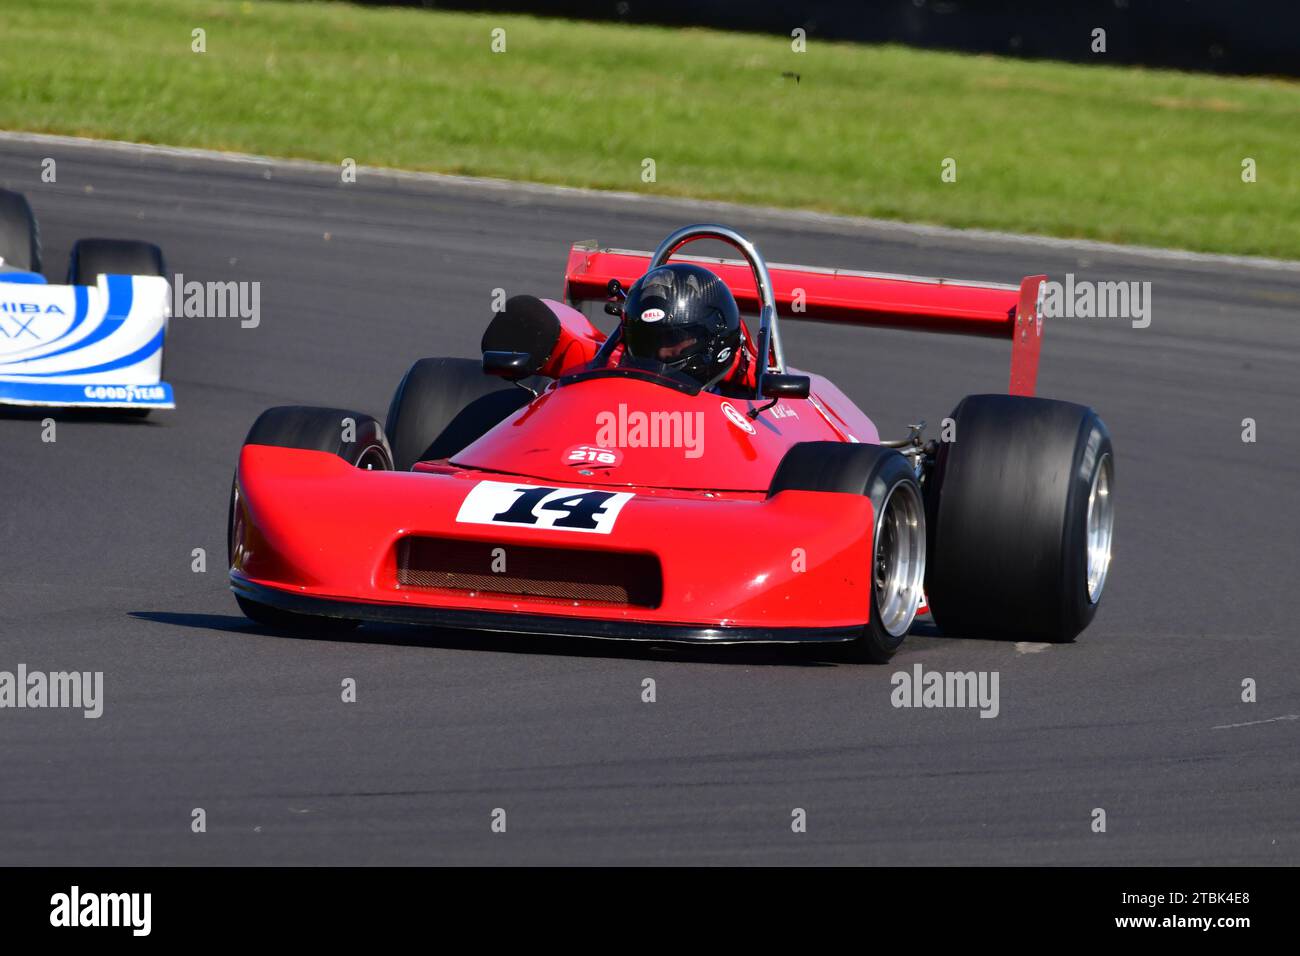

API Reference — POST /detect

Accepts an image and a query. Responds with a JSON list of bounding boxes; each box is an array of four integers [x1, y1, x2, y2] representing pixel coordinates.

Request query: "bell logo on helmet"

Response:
[[640, 308, 665, 323]]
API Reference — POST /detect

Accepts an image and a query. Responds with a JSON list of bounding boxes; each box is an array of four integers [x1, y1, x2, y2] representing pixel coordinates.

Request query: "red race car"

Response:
[[228, 224, 1114, 662]]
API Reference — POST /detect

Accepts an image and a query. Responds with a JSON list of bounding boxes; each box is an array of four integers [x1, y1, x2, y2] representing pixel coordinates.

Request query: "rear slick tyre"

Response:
[[924, 394, 1114, 643], [0, 189, 41, 273], [385, 357, 534, 471]]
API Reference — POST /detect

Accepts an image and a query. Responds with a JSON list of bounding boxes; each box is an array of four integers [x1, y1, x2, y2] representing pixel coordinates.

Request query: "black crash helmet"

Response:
[[620, 263, 742, 389]]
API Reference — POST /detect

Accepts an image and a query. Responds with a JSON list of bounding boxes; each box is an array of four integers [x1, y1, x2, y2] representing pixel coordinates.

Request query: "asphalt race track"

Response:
[[1, 136, 1296, 865]]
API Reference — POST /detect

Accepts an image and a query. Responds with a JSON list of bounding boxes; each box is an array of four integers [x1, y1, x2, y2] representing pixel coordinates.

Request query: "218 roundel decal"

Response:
[[456, 480, 634, 535]]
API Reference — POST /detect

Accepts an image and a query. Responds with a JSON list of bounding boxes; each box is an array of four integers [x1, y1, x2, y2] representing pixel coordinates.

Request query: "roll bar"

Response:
[[647, 224, 784, 382]]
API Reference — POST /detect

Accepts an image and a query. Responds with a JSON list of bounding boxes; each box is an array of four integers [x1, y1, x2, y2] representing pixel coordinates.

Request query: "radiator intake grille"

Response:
[[396, 537, 661, 608]]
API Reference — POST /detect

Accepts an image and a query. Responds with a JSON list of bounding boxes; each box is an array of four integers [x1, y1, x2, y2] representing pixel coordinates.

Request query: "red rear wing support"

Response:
[[563, 243, 1047, 397]]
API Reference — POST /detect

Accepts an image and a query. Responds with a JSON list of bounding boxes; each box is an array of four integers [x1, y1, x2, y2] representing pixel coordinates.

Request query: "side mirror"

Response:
[[604, 279, 627, 317], [483, 350, 533, 381], [761, 373, 810, 400]]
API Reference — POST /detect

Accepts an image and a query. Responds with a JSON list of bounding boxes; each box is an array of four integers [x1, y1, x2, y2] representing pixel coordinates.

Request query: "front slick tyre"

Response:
[[769, 442, 926, 663], [230, 405, 394, 634]]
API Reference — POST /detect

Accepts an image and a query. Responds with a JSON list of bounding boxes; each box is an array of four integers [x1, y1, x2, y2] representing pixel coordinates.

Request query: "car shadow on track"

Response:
[[0, 407, 157, 424], [130, 610, 858, 667]]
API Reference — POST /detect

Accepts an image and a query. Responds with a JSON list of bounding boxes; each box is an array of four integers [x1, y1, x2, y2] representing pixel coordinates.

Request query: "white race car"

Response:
[[0, 188, 173, 414]]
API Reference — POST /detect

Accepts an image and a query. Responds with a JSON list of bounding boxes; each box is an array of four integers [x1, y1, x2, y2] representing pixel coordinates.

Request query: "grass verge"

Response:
[[2, 0, 1297, 257]]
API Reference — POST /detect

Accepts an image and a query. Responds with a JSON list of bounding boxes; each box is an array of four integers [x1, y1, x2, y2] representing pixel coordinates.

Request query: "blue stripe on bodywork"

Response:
[[36, 283, 91, 349], [0, 272, 47, 284], [12, 276, 131, 365], [0, 284, 89, 363], [19, 326, 164, 377]]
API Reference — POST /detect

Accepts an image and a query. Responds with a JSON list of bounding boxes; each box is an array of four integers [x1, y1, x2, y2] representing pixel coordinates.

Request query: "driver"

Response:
[[618, 263, 750, 391]]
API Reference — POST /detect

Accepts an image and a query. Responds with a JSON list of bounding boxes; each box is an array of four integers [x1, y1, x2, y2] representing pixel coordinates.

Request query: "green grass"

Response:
[[2, 0, 1298, 257]]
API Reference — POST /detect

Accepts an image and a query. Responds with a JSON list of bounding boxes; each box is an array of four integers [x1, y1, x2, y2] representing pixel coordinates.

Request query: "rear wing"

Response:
[[563, 242, 1047, 397]]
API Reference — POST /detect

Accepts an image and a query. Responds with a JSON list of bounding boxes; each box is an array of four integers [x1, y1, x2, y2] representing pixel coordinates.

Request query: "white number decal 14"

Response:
[[456, 480, 634, 534]]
